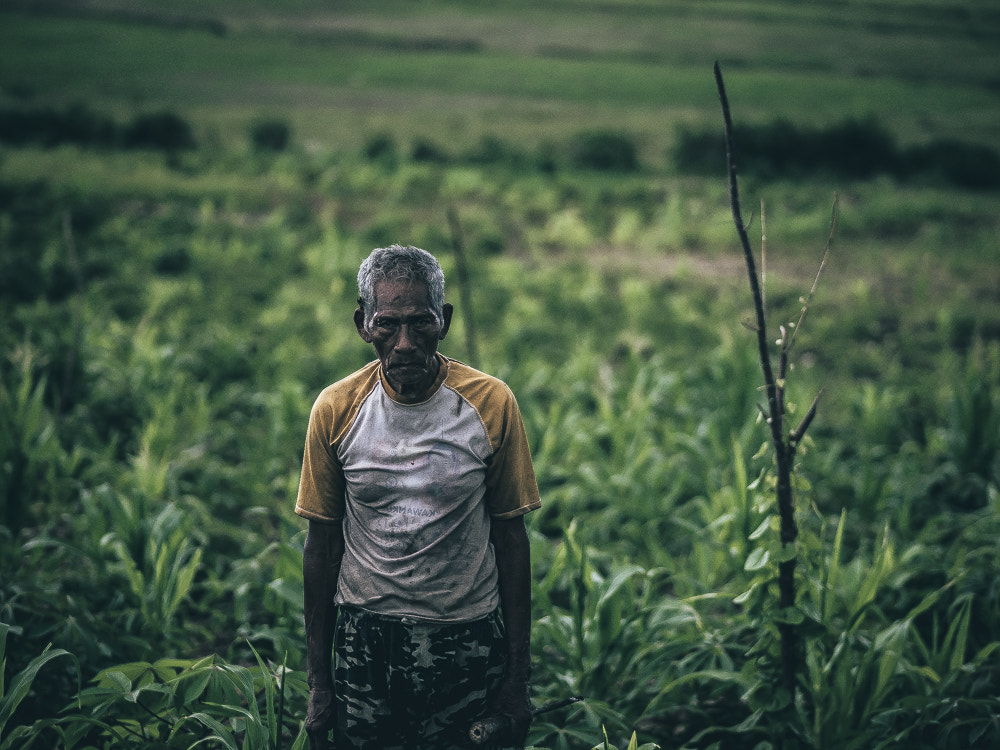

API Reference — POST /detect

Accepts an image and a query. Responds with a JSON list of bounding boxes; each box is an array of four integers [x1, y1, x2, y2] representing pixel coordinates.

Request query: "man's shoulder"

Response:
[[445, 358, 511, 390], [443, 358, 518, 409], [312, 361, 381, 414]]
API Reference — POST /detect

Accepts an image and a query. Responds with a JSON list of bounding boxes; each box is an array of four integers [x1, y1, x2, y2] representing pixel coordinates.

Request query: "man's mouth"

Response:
[[390, 362, 424, 373]]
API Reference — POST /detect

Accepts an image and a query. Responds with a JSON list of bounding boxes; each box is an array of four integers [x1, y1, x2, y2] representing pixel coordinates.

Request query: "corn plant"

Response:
[[0, 345, 87, 533], [866, 605, 1000, 750], [8, 646, 309, 750], [801, 572, 995, 748], [523, 337, 764, 576], [932, 342, 1000, 511], [226, 532, 307, 669], [0, 624, 78, 750], [100, 500, 203, 645], [791, 513, 904, 748], [530, 521, 672, 749], [590, 727, 660, 750], [529, 520, 759, 749], [711, 65, 838, 748]]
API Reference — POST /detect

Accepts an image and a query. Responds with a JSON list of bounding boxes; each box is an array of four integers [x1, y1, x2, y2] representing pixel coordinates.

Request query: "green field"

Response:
[[4, 0, 1000, 153], [2, 2, 1000, 749]]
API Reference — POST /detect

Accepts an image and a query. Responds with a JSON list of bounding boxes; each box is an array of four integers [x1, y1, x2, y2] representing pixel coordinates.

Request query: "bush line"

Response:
[[3, 101, 998, 188]]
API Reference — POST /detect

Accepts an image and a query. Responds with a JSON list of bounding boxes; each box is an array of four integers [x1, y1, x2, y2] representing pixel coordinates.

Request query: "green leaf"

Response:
[[942, 596, 971, 672], [248, 641, 278, 750], [104, 671, 133, 692], [734, 581, 762, 605], [748, 517, 772, 540], [169, 546, 202, 615], [176, 712, 238, 750], [94, 662, 152, 685], [595, 565, 643, 611], [268, 578, 304, 610], [0, 645, 77, 736], [181, 669, 214, 704], [642, 669, 750, 717], [824, 509, 847, 622], [774, 606, 804, 625], [771, 542, 797, 563], [745, 547, 770, 571]]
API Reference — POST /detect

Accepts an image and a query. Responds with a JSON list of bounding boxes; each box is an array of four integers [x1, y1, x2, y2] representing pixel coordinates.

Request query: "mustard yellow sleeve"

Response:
[[485, 386, 542, 520], [295, 396, 346, 523]]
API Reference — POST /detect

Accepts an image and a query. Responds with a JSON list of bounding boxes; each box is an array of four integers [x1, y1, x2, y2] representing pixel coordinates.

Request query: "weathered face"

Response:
[[354, 280, 452, 397]]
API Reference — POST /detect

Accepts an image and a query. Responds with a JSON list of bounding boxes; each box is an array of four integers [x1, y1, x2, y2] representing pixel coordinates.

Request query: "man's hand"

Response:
[[306, 687, 336, 750], [490, 516, 533, 747], [303, 522, 343, 750], [488, 676, 532, 747]]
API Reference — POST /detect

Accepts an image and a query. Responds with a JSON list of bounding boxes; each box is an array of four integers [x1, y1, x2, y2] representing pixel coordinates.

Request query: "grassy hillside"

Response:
[[3, 0, 999, 156]]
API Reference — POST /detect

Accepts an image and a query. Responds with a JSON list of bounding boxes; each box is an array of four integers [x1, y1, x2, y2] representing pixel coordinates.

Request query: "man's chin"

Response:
[[387, 367, 429, 392]]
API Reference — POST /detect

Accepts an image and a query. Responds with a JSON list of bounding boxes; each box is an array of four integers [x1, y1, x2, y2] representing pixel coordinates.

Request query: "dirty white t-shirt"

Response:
[[295, 355, 541, 622]]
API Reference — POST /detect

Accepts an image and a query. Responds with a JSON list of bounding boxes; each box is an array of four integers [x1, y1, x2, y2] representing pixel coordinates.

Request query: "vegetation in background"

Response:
[[0, 103, 197, 152], [2, 1, 999, 748], [2, 129, 997, 746], [674, 117, 1000, 189]]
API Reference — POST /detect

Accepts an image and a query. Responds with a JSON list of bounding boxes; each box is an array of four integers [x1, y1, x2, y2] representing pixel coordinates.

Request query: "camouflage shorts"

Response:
[[332, 606, 507, 750]]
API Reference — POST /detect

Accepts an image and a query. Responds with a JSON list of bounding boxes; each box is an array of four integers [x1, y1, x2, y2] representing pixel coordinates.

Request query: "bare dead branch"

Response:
[[760, 199, 767, 314], [785, 195, 838, 354], [790, 389, 823, 447], [716, 60, 802, 698], [714, 62, 783, 443]]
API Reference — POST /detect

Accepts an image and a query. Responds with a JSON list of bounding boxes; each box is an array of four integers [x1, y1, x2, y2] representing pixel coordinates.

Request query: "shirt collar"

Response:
[[379, 353, 450, 405]]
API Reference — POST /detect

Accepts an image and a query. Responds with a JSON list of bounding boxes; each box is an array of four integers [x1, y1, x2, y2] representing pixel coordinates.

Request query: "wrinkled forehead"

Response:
[[371, 279, 434, 314]]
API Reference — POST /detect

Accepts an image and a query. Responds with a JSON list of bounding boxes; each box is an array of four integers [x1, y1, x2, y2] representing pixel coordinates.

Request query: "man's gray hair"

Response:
[[357, 245, 446, 325]]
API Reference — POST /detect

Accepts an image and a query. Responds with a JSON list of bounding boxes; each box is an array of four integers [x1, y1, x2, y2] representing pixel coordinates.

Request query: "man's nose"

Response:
[[394, 324, 418, 351]]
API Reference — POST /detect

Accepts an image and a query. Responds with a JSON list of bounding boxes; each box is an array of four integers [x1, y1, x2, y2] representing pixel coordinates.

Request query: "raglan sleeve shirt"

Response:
[[296, 359, 540, 525], [296, 358, 539, 621]]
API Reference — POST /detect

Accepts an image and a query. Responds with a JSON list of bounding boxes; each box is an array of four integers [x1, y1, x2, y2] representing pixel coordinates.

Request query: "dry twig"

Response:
[[714, 61, 833, 698]]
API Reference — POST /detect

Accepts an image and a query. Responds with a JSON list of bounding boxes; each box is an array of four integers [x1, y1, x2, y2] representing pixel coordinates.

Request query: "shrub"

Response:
[[122, 111, 196, 151], [0, 102, 117, 148], [672, 126, 725, 175], [901, 138, 1000, 189], [249, 118, 291, 152], [0, 104, 198, 152], [570, 130, 640, 172], [363, 132, 399, 165], [410, 137, 450, 163], [152, 245, 193, 275], [674, 117, 1000, 189], [464, 134, 526, 167], [818, 117, 898, 178]]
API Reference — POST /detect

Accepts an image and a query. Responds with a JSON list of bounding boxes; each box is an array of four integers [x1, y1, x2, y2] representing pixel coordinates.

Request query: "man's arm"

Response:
[[489, 515, 533, 745], [303, 520, 345, 748]]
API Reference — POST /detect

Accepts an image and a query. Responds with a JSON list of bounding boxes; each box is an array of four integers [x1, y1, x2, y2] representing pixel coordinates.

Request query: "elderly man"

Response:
[[296, 244, 540, 749]]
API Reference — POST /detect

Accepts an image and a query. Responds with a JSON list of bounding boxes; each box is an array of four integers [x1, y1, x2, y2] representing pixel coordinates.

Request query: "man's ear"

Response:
[[354, 307, 373, 343], [439, 303, 454, 340]]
